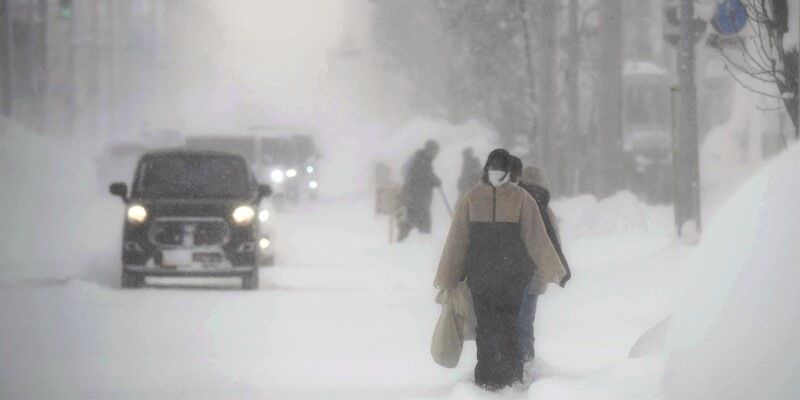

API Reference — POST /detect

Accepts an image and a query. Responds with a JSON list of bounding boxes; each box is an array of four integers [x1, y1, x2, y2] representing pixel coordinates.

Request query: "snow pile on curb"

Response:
[[555, 192, 673, 240], [663, 143, 800, 400], [550, 192, 675, 267], [699, 84, 772, 220]]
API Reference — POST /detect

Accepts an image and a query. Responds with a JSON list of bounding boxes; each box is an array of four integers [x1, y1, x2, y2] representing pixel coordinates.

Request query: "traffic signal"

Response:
[[663, 0, 707, 47], [59, 0, 72, 19], [663, 0, 681, 46]]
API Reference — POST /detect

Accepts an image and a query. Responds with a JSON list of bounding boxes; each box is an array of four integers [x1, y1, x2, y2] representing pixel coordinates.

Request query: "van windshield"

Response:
[[134, 154, 251, 199]]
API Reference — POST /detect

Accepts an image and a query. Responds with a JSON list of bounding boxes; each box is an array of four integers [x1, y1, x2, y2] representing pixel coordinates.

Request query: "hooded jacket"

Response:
[[520, 166, 571, 292], [434, 180, 567, 292]]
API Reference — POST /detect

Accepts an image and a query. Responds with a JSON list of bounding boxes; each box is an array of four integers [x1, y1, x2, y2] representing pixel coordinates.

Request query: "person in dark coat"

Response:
[[435, 149, 566, 390], [457, 147, 482, 198], [512, 160, 572, 362], [398, 140, 442, 242]]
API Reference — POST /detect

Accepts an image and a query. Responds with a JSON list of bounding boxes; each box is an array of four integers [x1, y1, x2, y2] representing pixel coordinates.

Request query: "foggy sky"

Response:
[[162, 1, 347, 132]]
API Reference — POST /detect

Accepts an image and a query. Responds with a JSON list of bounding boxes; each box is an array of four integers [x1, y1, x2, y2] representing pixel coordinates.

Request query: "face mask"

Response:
[[488, 170, 509, 187]]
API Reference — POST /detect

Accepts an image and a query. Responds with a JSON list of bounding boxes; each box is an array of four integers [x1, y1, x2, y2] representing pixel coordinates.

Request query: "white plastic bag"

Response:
[[431, 302, 463, 368]]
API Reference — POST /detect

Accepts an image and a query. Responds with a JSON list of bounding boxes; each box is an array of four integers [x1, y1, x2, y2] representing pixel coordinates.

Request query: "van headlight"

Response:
[[271, 169, 285, 183], [232, 205, 255, 225], [258, 209, 270, 222], [127, 205, 147, 224]]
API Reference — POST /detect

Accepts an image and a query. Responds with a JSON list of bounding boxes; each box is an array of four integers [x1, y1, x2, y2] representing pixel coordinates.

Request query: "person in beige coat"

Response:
[[434, 149, 566, 390]]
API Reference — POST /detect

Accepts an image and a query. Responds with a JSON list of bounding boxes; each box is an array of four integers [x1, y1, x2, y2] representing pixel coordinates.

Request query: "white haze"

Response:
[[2, 1, 800, 399], [153, 1, 347, 132]]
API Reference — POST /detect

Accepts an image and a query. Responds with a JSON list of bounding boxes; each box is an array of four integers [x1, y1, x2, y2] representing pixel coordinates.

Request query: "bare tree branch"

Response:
[[735, 34, 774, 73], [724, 65, 784, 99]]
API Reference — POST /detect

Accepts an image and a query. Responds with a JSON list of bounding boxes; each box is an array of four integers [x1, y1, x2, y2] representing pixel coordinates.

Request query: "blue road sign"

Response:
[[712, 0, 748, 35]]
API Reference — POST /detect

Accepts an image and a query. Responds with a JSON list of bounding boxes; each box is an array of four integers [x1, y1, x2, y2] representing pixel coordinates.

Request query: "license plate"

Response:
[[193, 253, 223, 268], [161, 249, 193, 267]]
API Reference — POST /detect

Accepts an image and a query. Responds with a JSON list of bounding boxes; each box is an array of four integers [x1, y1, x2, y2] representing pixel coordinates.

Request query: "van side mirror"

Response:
[[258, 184, 272, 200], [109, 182, 128, 201]]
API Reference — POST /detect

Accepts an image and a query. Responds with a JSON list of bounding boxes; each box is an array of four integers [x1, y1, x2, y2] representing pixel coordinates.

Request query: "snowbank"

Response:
[[550, 192, 675, 268], [555, 192, 673, 240], [0, 118, 119, 281], [699, 85, 772, 220], [663, 142, 800, 400]]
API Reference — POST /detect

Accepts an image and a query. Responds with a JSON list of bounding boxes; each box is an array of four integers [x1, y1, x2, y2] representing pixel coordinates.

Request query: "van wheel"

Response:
[[242, 268, 259, 290], [122, 270, 143, 288]]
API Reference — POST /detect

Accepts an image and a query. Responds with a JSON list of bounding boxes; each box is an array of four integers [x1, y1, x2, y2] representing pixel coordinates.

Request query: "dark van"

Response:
[[109, 150, 271, 289]]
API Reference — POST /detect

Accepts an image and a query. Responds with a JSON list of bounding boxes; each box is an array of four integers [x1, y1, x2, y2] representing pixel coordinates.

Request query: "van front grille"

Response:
[[148, 218, 230, 248]]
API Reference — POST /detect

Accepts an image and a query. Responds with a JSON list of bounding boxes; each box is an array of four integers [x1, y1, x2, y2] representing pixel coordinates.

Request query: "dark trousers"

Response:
[[471, 288, 524, 390], [517, 292, 539, 361], [397, 204, 431, 241]]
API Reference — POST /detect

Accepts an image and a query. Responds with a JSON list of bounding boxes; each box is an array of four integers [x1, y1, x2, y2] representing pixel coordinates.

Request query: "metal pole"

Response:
[[437, 187, 453, 219], [0, 0, 11, 118], [677, 0, 701, 235], [670, 85, 681, 232]]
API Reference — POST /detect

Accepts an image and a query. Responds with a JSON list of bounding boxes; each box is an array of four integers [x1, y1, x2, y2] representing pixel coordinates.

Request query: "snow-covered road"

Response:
[[0, 196, 691, 399]]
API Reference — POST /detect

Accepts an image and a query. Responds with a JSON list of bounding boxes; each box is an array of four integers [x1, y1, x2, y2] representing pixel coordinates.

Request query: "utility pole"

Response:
[[676, 0, 701, 235], [0, 0, 11, 118]]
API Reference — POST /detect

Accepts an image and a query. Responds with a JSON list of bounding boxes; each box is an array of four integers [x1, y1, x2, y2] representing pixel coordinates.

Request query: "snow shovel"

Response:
[[437, 187, 453, 218]]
